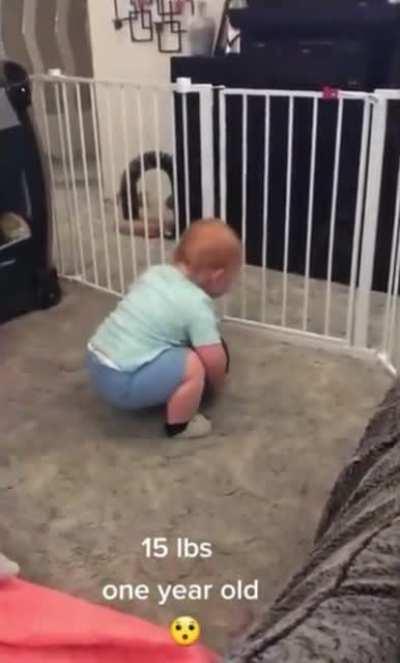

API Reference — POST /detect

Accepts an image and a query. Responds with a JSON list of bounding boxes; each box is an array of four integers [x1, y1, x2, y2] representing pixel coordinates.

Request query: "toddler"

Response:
[[87, 219, 241, 439]]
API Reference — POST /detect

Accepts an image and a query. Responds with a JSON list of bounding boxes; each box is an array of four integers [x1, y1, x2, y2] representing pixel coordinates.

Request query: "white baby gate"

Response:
[[30, 72, 400, 377]]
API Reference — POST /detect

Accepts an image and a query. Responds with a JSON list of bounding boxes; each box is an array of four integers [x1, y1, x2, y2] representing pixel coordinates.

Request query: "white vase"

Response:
[[188, 1, 216, 57]]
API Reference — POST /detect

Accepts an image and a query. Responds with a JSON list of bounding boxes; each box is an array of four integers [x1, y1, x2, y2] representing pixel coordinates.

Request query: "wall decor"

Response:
[[113, 0, 195, 53]]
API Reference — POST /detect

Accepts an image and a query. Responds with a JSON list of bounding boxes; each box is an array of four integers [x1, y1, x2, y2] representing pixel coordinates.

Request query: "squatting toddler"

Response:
[[86, 219, 241, 439]]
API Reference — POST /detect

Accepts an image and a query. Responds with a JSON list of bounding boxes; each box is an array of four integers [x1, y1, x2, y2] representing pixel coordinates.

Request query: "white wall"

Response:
[[88, 0, 225, 85], [87, 0, 225, 203]]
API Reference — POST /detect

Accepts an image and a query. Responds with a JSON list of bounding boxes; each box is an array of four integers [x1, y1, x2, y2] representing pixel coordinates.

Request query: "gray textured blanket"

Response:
[[225, 381, 400, 662]]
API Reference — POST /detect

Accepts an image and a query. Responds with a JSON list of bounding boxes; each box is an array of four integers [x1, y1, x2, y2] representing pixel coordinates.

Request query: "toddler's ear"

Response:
[[0, 552, 20, 581]]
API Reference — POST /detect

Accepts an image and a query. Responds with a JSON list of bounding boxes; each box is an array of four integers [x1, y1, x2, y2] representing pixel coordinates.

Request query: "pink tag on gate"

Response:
[[322, 86, 339, 100]]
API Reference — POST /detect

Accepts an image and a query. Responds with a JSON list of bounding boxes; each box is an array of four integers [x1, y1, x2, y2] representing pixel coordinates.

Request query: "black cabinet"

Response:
[[171, 52, 400, 292]]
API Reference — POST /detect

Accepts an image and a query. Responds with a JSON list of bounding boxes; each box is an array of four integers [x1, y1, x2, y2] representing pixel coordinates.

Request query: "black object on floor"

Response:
[[120, 150, 175, 221], [0, 60, 61, 324], [221, 337, 230, 374]]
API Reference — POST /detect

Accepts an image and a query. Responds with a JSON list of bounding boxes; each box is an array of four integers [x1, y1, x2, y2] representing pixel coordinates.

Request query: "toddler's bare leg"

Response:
[[166, 351, 211, 439], [167, 351, 205, 423]]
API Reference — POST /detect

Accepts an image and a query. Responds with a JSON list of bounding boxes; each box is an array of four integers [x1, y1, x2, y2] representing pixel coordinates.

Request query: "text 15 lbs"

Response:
[[141, 538, 213, 559]]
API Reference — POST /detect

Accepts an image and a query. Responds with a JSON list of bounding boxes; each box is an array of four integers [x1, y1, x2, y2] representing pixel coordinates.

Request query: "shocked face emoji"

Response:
[[170, 616, 201, 646]]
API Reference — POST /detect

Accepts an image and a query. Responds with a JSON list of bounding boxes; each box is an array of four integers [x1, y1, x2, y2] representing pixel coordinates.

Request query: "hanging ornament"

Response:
[[112, 0, 195, 52]]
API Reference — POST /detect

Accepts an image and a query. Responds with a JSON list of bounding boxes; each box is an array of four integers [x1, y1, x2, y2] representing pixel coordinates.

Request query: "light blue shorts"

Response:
[[86, 347, 188, 410]]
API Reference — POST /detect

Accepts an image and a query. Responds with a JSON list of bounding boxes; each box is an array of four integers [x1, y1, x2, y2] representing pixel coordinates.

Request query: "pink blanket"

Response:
[[0, 578, 219, 663]]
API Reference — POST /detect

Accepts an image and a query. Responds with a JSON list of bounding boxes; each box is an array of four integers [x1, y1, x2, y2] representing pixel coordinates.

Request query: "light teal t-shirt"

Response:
[[89, 265, 221, 371]]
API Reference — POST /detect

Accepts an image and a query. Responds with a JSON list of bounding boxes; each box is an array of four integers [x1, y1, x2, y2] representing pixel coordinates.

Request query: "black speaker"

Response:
[[231, 1, 400, 89], [0, 60, 61, 324]]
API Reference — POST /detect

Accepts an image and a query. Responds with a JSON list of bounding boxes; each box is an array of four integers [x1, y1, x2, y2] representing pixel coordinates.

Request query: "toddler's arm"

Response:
[[187, 302, 228, 392], [195, 343, 228, 393]]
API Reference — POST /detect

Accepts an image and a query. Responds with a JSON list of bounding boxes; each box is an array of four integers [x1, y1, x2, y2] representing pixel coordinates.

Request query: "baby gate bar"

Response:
[[30, 72, 400, 376]]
